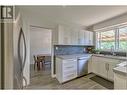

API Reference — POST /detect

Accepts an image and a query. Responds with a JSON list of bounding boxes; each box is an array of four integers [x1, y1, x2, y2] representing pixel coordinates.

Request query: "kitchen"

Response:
[[1, 6, 127, 90]]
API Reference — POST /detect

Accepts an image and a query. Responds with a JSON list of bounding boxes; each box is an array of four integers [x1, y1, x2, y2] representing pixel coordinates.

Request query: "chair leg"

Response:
[[34, 62, 35, 70], [42, 61, 45, 70], [37, 62, 40, 71]]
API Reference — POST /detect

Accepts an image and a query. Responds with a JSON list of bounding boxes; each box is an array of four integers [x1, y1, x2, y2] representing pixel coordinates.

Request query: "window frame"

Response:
[[96, 26, 127, 52]]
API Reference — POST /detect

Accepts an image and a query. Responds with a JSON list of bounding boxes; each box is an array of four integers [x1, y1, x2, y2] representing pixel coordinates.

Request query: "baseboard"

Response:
[[52, 74, 56, 78]]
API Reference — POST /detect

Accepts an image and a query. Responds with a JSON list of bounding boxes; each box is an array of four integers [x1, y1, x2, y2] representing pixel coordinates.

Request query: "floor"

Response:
[[26, 64, 113, 90]]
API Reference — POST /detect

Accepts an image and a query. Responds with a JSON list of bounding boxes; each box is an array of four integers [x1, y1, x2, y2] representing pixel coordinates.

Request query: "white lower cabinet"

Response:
[[56, 57, 77, 83], [114, 73, 127, 89], [92, 56, 107, 79], [91, 56, 124, 81]]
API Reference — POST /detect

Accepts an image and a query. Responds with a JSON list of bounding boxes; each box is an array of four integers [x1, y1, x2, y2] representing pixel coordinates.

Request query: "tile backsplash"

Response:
[[54, 45, 94, 55]]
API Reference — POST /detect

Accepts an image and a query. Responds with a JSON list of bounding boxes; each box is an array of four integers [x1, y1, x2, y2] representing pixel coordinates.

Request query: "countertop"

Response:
[[113, 61, 127, 76], [92, 54, 127, 60], [56, 54, 92, 59], [56, 53, 126, 60]]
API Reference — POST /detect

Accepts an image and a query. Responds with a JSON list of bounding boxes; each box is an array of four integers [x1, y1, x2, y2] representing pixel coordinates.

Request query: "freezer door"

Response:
[[77, 59, 88, 77]]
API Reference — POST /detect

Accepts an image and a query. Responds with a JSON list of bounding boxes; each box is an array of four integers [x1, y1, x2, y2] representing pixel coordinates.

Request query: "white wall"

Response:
[[4, 23, 13, 89], [93, 13, 127, 30], [30, 27, 52, 64]]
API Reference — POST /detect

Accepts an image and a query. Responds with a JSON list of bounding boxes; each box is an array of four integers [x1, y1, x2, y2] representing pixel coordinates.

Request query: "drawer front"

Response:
[[63, 60, 77, 68], [63, 70, 77, 76], [63, 59, 77, 63], [63, 63, 77, 71], [63, 72, 77, 82]]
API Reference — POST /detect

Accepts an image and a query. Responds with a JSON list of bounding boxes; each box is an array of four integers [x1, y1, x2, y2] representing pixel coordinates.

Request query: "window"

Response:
[[96, 30, 115, 50], [101, 30, 115, 50], [118, 27, 127, 51], [96, 26, 127, 51]]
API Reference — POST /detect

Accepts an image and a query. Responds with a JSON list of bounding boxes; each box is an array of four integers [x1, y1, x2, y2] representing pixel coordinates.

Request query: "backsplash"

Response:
[[100, 51, 127, 57], [54, 45, 94, 55]]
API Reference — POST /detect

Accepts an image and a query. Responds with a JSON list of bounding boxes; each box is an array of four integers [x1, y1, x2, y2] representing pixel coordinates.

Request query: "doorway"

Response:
[[30, 26, 52, 81]]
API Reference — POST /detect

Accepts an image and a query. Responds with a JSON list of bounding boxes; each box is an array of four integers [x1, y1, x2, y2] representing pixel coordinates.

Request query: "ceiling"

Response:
[[20, 6, 127, 27]]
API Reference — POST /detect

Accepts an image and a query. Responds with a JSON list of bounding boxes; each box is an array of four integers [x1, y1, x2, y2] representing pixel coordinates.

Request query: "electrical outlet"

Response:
[[56, 47, 58, 50]]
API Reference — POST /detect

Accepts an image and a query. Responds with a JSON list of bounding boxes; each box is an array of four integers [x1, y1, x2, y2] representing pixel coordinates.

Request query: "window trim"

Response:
[[96, 26, 127, 52]]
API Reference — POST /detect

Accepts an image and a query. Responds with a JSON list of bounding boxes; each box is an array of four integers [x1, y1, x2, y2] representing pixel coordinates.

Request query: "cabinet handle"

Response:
[[105, 63, 107, 70], [66, 66, 74, 69], [105, 63, 109, 71], [107, 63, 109, 71], [67, 74, 74, 77]]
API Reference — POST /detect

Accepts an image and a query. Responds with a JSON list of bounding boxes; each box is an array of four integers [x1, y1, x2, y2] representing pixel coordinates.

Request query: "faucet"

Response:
[[111, 46, 116, 56]]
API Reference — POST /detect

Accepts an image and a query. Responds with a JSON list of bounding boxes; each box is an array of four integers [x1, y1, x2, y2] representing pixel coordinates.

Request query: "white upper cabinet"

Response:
[[78, 30, 85, 45], [84, 30, 93, 45], [78, 30, 94, 45], [57, 25, 79, 45], [55, 25, 94, 45], [70, 28, 79, 45]]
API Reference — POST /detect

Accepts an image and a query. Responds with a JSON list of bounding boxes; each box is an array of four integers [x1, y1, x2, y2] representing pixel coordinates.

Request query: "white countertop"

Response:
[[56, 54, 92, 59], [56, 53, 126, 60], [93, 54, 127, 60], [113, 61, 127, 75]]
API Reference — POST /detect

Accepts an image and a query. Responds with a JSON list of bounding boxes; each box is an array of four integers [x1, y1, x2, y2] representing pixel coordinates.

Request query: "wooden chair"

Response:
[[37, 56, 45, 70]]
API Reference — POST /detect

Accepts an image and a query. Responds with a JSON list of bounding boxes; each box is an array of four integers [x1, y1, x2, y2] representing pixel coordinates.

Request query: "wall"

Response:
[[30, 26, 52, 64], [0, 10, 1, 88], [4, 23, 13, 89], [93, 13, 127, 30]]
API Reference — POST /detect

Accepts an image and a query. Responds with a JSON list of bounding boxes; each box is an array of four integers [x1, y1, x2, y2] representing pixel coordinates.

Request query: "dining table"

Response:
[[36, 54, 51, 70]]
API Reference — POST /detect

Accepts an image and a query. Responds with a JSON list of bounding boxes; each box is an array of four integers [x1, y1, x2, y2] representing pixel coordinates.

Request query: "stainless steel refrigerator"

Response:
[[13, 15, 27, 89]]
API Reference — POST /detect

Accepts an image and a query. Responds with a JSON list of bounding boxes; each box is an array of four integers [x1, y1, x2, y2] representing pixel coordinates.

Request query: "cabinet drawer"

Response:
[[63, 72, 77, 82], [63, 63, 77, 70], [63, 59, 77, 63], [63, 70, 77, 76]]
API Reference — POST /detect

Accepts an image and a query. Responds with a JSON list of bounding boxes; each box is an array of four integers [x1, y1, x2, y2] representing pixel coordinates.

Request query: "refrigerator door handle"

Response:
[[18, 28, 27, 72], [17, 28, 27, 89]]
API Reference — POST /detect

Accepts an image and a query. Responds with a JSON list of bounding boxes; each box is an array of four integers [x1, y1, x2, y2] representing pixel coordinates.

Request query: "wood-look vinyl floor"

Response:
[[25, 64, 113, 90]]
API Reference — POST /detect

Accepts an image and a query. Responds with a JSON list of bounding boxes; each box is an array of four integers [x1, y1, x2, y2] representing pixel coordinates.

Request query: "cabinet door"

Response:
[[92, 56, 100, 74], [84, 31, 90, 45], [88, 57, 92, 73], [58, 25, 64, 44], [78, 30, 85, 45], [97, 58, 107, 78], [89, 31, 93, 45], [63, 27, 71, 45], [107, 59, 122, 81], [98, 62, 108, 79], [114, 73, 127, 89], [92, 56, 107, 78], [108, 64, 115, 81], [71, 29, 79, 45], [84, 31, 93, 45], [58, 25, 71, 45]]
